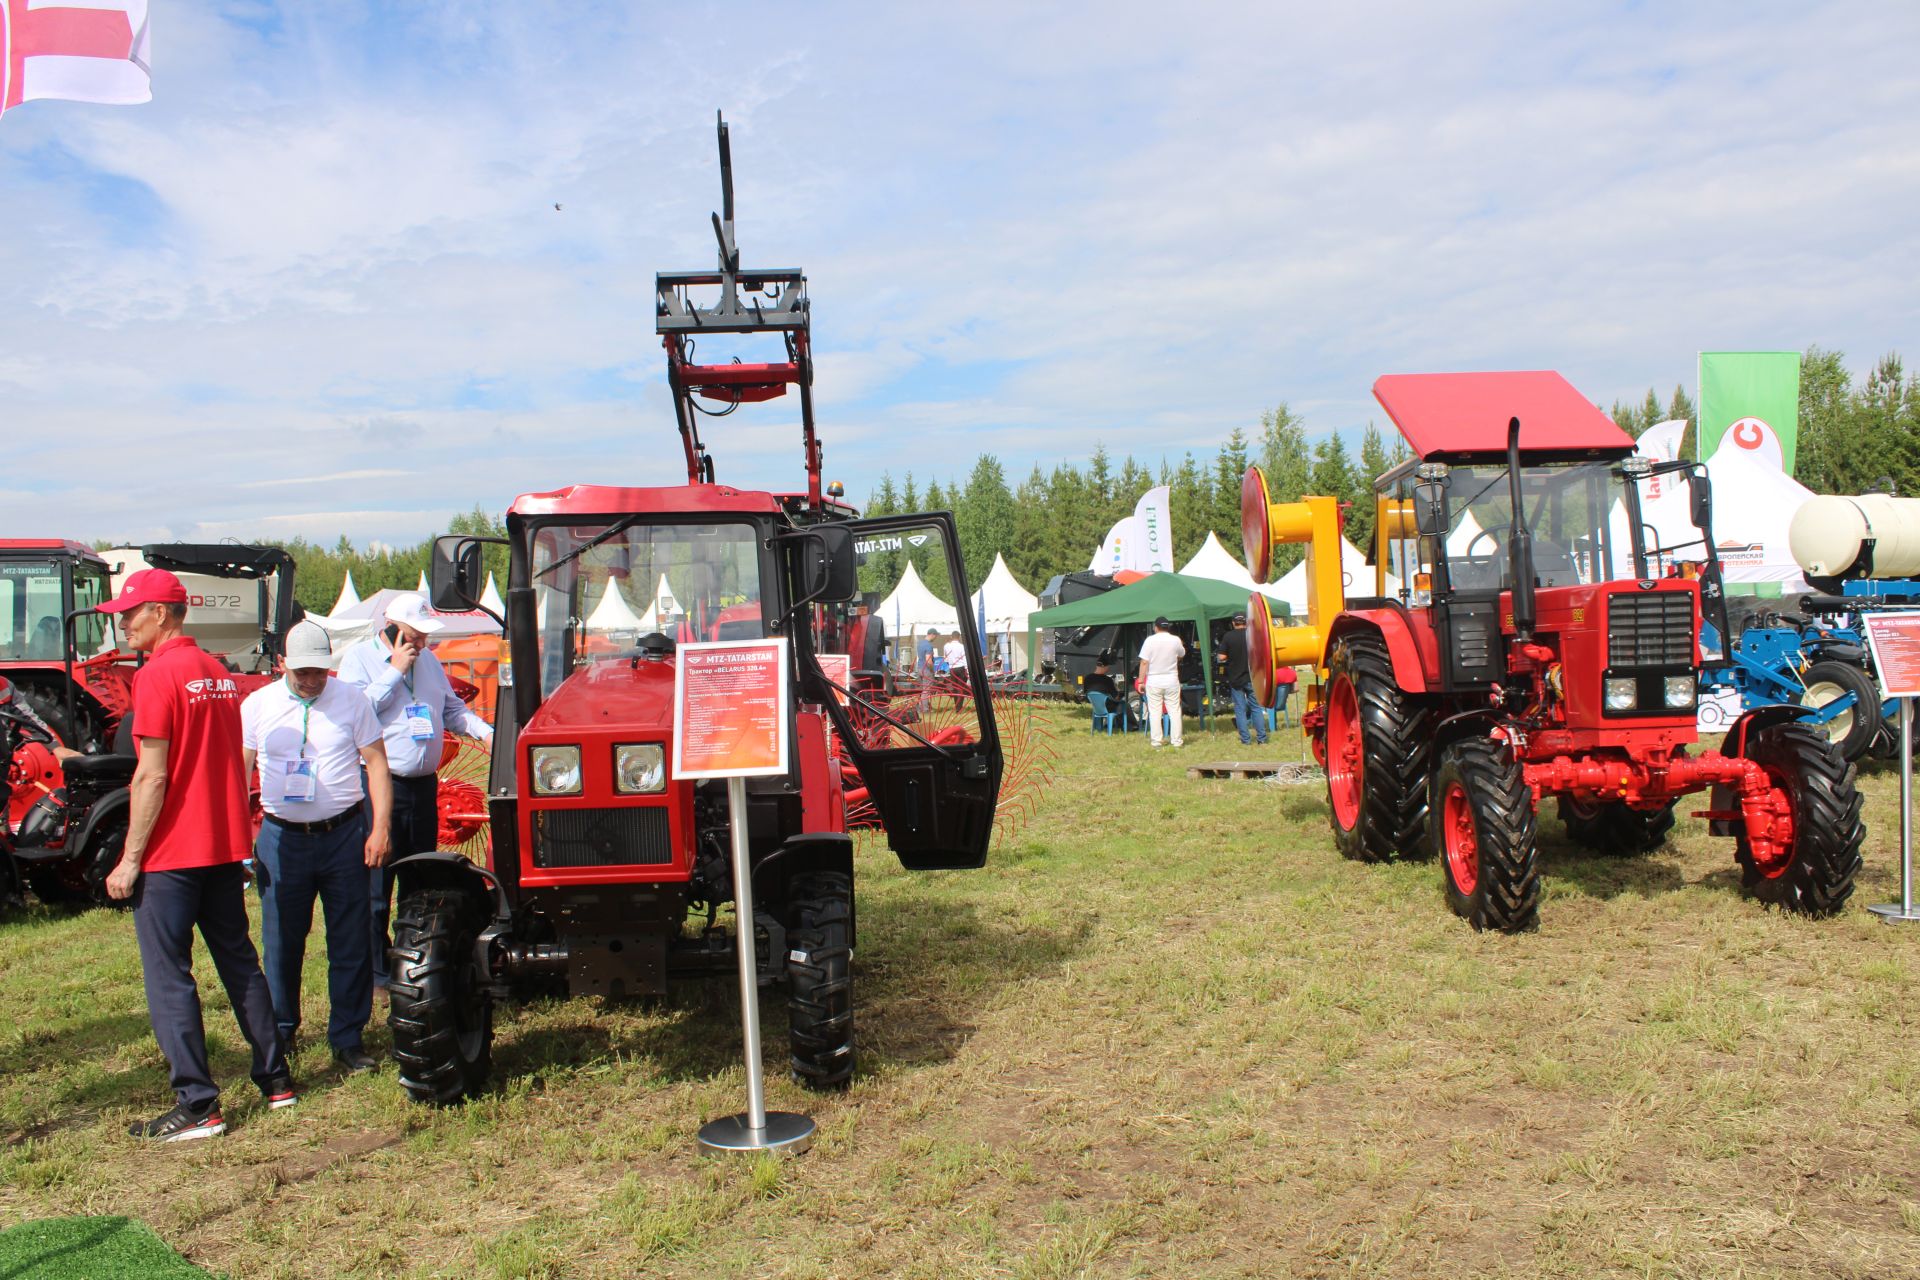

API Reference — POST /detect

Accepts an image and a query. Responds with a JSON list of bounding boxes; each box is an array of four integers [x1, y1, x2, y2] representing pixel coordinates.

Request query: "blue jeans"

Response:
[[132, 863, 288, 1109], [256, 810, 374, 1053], [1229, 683, 1267, 745], [373, 773, 439, 986]]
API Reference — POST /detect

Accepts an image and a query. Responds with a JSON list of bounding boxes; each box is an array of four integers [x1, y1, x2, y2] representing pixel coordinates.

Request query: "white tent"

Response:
[[478, 573, 504, 616], [314, 587, 501, 650], [584, 580, 645, 634], [1178, 531, 1294, 609], [645, 573, 682, 622], [968, 553, 1041, 672], [330, 570, 361, 616], [880, 561, 961, 651], [1273, 538, 1401, 616], [1608, 433, 1816, 594], [415, 570, 430, 595]]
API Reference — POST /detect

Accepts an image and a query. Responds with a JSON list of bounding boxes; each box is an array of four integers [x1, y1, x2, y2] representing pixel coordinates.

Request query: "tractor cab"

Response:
[[0, 542, 117, 667]]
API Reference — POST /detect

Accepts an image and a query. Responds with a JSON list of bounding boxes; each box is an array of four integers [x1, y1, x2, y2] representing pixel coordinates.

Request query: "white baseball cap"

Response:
[[284, 620, 334, 671], [385, 592, 446, 635]]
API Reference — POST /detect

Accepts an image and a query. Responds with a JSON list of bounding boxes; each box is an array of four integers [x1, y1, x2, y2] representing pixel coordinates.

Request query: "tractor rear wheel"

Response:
[[1733, 723, 1862, 916], [1556, 797, 1675, 855], [389, 887, 493, 1105], [1323, 634, 1432, 863], [1799, 661, 1880, 763], [1433, 739, 1539, 933], [786, 872, 854, 1090]]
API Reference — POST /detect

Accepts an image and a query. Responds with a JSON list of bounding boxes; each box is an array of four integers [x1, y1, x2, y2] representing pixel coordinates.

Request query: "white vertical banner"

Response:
[[1089, 517, 1135, 574], [1133, 485, 1173, 573]]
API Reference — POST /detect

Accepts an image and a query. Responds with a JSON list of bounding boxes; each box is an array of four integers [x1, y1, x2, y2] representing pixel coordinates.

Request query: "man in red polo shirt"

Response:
[[100, 569, 293, 1142]]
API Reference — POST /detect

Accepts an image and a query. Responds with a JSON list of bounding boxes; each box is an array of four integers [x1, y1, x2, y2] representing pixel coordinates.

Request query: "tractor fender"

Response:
[[1720, 703, 1815, 762], [1327, 606, 1435, 693], [72, 786, 130, 857], [390, 851, 512, 924], [752, 832, 856, 946]]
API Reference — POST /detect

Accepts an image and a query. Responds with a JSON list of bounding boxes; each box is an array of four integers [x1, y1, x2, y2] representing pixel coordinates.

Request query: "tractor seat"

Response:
[[61, 753, 137, 783]]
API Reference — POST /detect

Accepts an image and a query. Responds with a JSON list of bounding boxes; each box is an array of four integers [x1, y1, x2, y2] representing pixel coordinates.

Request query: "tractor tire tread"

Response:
[[786, 871, 854, 1090], [1556, 798, 1675, 855], [1736, 723, 1863, 917], [386, 887, 492, 1105], [1328, 634, 1433, 864], [1438, 739, 1540, 933]]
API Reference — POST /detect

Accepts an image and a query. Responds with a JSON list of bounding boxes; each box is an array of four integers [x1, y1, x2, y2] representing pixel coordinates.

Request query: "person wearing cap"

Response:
[[1137, 616, 1187, 748], [98, 569, 292, 1142], [243, 621, 393, 1073], [337, 592, 494, 988], [1215, 612, 1269, 748]]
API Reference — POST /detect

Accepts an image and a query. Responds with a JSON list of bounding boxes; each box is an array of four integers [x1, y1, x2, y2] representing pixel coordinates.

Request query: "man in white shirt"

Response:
[[1137, 616, 1188, 748], [337, 592, 495, 990], [243, 621, 393, 1073]]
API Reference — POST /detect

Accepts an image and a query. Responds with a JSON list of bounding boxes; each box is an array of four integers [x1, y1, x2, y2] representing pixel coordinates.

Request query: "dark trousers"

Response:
[[372, 773, 438, 986], [256, 810, 374, 1053], [131, 863, 288, 1111]]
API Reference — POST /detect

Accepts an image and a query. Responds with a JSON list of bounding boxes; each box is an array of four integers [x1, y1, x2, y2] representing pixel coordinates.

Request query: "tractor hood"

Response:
[[525, 653, 678, 737]]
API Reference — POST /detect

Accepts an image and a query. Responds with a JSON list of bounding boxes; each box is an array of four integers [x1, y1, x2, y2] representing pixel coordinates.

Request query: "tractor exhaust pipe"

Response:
[[1506, 416, 1537, 643]]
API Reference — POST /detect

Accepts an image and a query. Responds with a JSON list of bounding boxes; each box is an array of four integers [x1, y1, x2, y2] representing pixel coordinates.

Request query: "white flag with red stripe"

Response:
[[1, 0, 150, 120]]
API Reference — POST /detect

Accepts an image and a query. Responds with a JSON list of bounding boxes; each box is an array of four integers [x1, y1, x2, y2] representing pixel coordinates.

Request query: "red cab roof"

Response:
[[1372, 371, 1634, 462], [509, 484, 784, 519], [0, 539, 108, 563]]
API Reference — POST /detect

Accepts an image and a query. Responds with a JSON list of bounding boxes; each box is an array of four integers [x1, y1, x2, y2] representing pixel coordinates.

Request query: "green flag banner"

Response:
[[1698, 351, 1800, 474]]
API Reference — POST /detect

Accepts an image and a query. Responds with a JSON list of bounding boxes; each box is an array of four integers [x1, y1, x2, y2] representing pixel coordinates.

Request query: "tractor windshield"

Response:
[[0, 558, 114, 661], [1439, 462, 1644, 590], [527, 520, 767, 686]]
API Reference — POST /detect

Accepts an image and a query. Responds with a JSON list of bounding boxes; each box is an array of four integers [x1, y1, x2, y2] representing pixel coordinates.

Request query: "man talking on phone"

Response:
[[338, 593, 494, 990]]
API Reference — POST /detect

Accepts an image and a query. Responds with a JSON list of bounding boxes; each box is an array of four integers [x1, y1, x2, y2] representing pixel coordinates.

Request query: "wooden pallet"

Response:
[[1186, 760, 1323, 783]]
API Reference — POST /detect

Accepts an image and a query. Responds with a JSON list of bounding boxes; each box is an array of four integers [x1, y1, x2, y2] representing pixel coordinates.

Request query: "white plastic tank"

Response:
[[1788, 495, 1920, 580]]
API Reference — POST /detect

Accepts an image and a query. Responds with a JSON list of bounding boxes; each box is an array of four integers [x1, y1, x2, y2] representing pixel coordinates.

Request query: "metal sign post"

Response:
[[1859, 616, 1920, 924], [673, 640, 816, 1154]]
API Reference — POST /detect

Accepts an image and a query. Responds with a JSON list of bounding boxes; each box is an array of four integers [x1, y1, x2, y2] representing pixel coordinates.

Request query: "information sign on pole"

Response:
[[673, 639, 817, 1153], [1861, 614, 1920, 924]]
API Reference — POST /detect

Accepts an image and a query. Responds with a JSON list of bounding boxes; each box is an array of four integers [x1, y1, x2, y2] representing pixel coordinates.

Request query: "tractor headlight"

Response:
[[615, 743, 666, 794], [530, 745, 582, 796], [1664, 675, 1696, 709], [1604, 677, 1637, 712]]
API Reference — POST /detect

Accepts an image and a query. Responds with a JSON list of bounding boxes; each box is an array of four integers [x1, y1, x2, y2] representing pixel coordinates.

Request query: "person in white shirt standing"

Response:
[[243, 621, 393, 1073], [1137, 616, 1188, 748], [941, 631, 970, 708], [336, 593, 495, 990]]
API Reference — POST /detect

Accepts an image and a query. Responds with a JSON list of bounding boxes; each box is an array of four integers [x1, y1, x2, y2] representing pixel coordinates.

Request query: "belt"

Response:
[[265, 800, 364, 836]]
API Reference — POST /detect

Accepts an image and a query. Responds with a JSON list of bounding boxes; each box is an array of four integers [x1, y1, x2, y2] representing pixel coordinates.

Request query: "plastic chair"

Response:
[[1088, 690, 1122, 736]]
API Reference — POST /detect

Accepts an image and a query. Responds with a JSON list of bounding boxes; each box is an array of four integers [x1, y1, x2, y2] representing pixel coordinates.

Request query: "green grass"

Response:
[[0, 1215, 214, 1279], [3, 708, 1919, 1278]]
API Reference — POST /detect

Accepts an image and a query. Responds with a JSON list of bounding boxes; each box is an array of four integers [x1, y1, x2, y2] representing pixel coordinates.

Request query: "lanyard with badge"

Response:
[[400, 663, 435, 743], [279, 679, 319, 802]]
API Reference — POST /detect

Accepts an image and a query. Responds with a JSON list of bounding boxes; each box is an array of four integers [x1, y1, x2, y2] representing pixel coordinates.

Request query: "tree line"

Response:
[[195, 345, 1918, 614]]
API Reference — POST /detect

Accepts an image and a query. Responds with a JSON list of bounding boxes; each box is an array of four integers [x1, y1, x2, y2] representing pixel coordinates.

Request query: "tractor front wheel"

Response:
[[1734, 723, 1863, 916], [389, 887, 493, 1105], [1799, 661, 1881, 763], [1324, 634, 1432, 864], [786, 871, 854, 1090], [1556, 797, 1675, 855], [1433, 739, 1540, 933]]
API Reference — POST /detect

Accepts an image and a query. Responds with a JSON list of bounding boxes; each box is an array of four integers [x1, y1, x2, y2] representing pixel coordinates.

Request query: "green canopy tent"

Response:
[[1026, 572, 1291, 721]]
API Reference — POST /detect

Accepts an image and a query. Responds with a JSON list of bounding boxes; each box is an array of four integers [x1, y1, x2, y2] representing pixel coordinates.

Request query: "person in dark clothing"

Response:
[[1082, 656, 1137, 729], [1215, 613, 1269, 747]]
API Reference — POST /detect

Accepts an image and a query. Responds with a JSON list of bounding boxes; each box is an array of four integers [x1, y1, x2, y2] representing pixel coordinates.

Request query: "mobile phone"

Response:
[[384, 624, 401, 646]]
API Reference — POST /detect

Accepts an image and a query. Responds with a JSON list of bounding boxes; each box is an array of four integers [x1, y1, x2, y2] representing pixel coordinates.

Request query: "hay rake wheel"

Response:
[[435, 732, 492, 860]]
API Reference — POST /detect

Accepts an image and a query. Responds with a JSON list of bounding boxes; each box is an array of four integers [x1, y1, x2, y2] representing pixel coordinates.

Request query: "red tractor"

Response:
[[1242, 371, 1863, 931], [390, 117, 1003, 1104]]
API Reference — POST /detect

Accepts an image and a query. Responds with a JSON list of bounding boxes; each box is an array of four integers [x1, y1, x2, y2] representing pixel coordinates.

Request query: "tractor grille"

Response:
[[532, 807, 672, 869], [1607, 592, 1694, 669]]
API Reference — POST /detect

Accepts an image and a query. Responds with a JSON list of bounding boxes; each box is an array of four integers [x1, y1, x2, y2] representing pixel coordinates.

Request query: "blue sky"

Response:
[[2, 1, 1917, 547]]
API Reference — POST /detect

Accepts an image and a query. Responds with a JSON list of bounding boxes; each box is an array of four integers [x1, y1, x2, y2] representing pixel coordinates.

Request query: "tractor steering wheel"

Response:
[[1464, 523, 1510, 558]]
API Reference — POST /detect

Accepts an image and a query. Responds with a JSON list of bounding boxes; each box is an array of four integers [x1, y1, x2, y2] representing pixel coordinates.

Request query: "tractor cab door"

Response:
[[798, 513, 1003, 870]]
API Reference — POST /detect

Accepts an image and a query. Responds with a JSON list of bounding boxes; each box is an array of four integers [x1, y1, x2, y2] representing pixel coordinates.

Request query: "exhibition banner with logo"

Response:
[[672, 639, 790, 779], [1698, 351, 1799, 473]]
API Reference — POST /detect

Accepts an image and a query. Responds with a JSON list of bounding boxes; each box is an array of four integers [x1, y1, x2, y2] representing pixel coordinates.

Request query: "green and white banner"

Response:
[[1698, 351, 1800, 474]]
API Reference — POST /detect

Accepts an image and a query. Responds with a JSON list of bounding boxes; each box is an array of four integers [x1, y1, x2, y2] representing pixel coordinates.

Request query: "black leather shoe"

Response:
[[333, 1047, 380, 1074]]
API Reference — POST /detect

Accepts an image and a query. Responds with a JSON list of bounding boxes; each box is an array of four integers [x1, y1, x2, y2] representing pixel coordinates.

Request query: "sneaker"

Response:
[[130, 1101, 225, 1142], [333, 1046, 379, 1074], [262, 1078, 298, 1110]]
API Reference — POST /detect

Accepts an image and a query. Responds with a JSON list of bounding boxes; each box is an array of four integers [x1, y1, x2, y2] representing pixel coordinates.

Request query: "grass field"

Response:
[[3, 707, 1919, 1279]]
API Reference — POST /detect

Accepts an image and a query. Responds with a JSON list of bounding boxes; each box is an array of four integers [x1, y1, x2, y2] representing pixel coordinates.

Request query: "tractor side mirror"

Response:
[[1412, 482, 1448, 537], [795, 524, 859, 604], [1689, 472, 1713, 530], [431, 536, 485, 612]]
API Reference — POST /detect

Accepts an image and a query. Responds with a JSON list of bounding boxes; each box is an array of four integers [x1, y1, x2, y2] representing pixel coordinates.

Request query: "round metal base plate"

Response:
[[697, 1111, 816, 1156], [1868, 903, 1920, 924]]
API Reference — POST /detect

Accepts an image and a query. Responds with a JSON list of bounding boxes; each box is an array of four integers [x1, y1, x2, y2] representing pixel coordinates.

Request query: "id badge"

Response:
[[404, 702, 435, 741], [281, 759, 317, 802]]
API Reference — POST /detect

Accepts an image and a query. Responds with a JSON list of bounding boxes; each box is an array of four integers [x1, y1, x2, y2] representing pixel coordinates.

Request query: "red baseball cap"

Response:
[[97, 568, 189, 614]]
